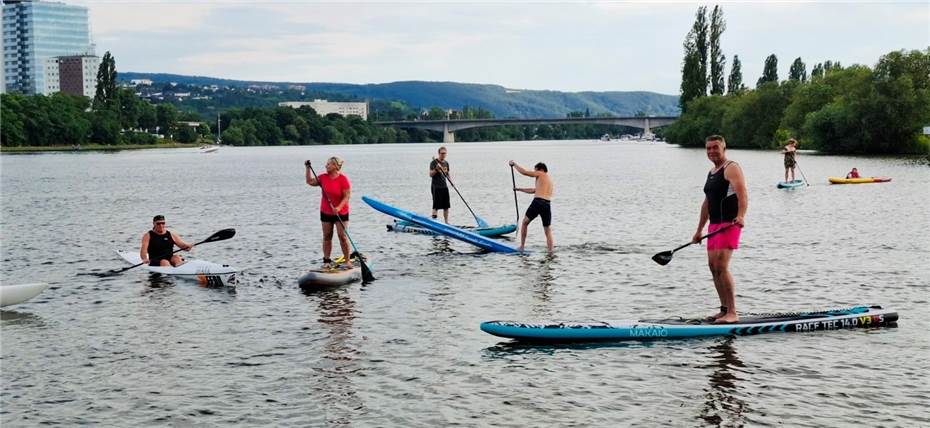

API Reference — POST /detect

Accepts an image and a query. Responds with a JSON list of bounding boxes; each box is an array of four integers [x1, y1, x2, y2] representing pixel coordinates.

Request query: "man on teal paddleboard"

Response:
[[429, 146, 451, 223], [511, 160, 554, 254], [694, 135, 748, 324]]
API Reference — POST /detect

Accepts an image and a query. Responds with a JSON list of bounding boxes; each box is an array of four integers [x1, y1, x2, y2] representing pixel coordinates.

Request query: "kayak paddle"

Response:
[[652, 224, 735, 266], [510, 165, 520, 226], [433, 157, 489, 228], [307, 163, 375, 283], [101, 228, 236, 276]]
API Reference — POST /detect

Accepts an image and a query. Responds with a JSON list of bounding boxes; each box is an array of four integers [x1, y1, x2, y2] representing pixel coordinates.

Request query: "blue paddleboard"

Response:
[[388, 220, 516, 237], [777, 179, 805, 189], [363, 196, 519, 254], [481, 306, 897, 342]]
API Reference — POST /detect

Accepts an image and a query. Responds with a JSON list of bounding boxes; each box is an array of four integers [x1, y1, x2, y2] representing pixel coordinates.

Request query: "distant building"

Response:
[[130, 79, 153, 86], [278, 99, 368, 120], [2, 0, 96, 94], [49, 55, 100, 97]]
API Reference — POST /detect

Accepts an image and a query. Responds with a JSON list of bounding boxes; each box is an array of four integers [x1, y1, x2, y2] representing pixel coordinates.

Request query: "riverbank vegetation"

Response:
[[667, 5, 929, 154]]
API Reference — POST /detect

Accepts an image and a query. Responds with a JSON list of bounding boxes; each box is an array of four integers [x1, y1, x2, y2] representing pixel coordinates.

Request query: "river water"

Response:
[[2, 141, 928, 426]]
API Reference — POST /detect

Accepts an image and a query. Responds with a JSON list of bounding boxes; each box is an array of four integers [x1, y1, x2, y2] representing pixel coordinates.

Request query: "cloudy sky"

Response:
[[72, 1, 928, 94]]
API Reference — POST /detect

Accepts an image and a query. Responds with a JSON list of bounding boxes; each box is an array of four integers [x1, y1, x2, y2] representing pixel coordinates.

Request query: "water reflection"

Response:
[[302, 287, 363, 425], [519, 254, 558, 314], [699, 337, 748, 427]]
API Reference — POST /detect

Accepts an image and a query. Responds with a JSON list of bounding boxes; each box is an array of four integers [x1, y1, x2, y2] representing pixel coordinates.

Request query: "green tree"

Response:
[[757, 54, 779, 87], [156, 104, 178, 138], [727, 55, 744, 94], [90, 109, 121, 145], [789, 57, 807, 82], [177, 125, 198, 143], [680, 6, 709, 110], [93, 51, 118, 110], [709, 5, 727, 95]]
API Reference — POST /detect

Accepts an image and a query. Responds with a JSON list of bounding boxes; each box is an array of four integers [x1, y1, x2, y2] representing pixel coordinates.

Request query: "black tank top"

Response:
[[704, 161, 738, 224], [148, 230, 176, 259]]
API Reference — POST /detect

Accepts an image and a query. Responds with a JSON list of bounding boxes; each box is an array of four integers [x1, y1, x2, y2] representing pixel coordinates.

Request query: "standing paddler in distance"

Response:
[[305, 156, 353, 270], [140, 215, 193, 267], [782, 138, 798, 183], [510, 160, 554, 254], [694, 135, 748, 324], [429, 146, 451, 223]]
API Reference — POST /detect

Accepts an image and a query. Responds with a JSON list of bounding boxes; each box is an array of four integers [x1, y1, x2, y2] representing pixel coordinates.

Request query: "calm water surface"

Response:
[[2, 141, 928, 426]]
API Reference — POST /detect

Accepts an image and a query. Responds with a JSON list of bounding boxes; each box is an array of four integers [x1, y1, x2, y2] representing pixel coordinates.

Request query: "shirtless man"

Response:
[[510, 161, 554, 253]]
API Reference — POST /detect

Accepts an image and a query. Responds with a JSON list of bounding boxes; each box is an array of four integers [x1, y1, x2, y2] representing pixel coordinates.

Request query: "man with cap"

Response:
[[140, 215, 194, 267]]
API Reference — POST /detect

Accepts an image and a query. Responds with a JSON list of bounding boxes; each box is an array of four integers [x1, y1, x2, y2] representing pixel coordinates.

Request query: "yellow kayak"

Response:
[[828, 177, 892, 184]]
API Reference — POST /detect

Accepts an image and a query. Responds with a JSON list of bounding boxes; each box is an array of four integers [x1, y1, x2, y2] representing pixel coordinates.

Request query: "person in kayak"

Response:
[[140, 215, 193, 267], [306, 156, 353, 270], [694, 135, 748, 324], [510, 160, 554, 253], [846, 168, 860, 179], [429, 146, 451, 223], [782, 138, 798, 182]]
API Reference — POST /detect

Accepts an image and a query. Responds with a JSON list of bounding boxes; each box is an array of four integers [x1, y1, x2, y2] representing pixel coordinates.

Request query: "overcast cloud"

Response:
[[72, 1, 930, 94]]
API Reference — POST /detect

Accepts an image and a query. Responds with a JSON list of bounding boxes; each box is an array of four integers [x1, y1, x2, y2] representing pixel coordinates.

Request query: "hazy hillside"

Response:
[[121, 72, 680, 118]]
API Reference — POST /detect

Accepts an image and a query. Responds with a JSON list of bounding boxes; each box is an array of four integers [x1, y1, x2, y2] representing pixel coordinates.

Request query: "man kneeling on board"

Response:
[[140, 215, 193, 267], [510, 160, 555, 253]]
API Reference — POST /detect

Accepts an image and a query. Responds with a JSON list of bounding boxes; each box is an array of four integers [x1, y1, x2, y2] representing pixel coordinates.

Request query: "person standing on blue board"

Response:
[[782, 138, 798, 183], [140, 215, 193, 267], [305, 157, 353, 270], [429, 146, 451, 223], [694, 135, 748, 324], [510, 160, 554, 253]]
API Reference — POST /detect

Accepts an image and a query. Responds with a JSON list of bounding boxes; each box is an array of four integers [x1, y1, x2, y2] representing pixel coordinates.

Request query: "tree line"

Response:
[[669, 5, 929, 154]]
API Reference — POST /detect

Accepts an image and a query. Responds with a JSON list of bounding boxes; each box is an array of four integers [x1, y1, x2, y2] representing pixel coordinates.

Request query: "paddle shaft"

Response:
[[308, 164, 375, 282], [511, 166, 519, 225], [433, 159, 484, 226], [671, 223, 736, 253], [795, 160, 810, 186]]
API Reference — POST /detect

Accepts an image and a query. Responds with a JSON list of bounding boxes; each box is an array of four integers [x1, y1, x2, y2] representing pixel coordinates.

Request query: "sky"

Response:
[[71, 1, 929, 95]]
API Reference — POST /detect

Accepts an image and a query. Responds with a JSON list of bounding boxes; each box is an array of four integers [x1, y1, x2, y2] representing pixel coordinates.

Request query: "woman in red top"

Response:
[[305, 156, 352, 270]]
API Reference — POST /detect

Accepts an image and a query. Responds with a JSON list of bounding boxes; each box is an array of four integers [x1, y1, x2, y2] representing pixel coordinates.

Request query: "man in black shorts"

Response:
[[511, 160, 555, 253], [429, 146, 451, 223]]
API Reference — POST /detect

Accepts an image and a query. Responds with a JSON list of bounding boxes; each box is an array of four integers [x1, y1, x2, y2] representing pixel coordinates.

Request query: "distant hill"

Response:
[[120, 72, 680, 118]]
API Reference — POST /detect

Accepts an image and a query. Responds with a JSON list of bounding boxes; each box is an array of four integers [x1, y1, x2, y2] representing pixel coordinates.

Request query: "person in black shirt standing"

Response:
[[429, 146, 451, 223], [693, 135, 748, 324]]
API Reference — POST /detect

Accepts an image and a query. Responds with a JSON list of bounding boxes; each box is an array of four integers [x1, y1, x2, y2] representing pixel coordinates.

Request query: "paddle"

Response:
[[102, 228, 236, 276], [795, 160, 810, 187], [307, 163, 375, 283], [652, 224, 735, 266], [433, 157, 489, 227], [510, 165, 520, 225]]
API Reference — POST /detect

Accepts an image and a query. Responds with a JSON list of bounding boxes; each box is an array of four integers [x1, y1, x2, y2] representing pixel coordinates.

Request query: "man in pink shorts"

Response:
[[693, 135, 748, 324]]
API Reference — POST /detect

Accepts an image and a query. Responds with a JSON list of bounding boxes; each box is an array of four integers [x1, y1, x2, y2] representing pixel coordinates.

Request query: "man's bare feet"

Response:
[[714, 312, 739, 324]]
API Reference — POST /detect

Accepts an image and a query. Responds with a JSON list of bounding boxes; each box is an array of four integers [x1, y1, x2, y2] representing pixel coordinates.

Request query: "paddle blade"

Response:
[[359, 257, 376, 283], [200, 228, 236, 244], [476, 216, 490, 228], [652, 251, 674, 266]]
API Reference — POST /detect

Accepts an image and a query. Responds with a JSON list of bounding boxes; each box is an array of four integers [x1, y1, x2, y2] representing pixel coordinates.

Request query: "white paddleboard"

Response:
[[1, 282, 49, 307], [116, 250, 238, 285]]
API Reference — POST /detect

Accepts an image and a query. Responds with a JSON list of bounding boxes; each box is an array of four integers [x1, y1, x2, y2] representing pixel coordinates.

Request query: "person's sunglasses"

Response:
[[155, 222, 166, 225]]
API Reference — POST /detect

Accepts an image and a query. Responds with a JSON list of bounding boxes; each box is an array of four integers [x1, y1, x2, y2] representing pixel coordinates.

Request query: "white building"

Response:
[[130, 78, 153, 86], [278, 99, 368, 120]]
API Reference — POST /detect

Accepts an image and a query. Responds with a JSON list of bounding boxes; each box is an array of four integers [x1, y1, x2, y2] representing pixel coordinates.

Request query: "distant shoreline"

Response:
[[0, 142, 201, 154]]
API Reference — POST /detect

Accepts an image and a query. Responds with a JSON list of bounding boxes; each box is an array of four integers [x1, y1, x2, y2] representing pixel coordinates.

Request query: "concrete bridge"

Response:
[[374, 116, 679, 143]]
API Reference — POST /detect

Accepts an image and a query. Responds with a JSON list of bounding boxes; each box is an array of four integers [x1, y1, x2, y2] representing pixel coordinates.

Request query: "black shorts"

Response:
[[525, 197, 551, 227], [432, 187, 451, 210], [149, 258, 169, 267], [320, 212, 349, 223]]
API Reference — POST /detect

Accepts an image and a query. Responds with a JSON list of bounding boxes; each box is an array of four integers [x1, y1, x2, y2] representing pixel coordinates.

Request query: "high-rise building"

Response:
[[2, 0, 95, 95]]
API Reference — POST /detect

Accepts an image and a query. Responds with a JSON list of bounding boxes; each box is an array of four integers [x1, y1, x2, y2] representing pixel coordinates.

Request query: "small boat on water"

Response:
[[828, 177, 891, 184], [600, 134, 611, 141], [116, 250, 237, 287], [199, 145, 219, 153], [0, 283, 49, 308], [200, 113, 222, 153]]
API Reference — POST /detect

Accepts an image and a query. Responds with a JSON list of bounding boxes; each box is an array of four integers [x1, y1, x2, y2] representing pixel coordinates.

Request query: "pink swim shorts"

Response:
[[707, 222, 742, 251]]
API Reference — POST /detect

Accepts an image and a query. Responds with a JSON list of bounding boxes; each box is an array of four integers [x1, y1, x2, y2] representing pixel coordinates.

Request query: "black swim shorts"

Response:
[[432, 187, 451, 210], [320, 212, 349, 223], [524, 197, 552, 227]]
